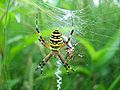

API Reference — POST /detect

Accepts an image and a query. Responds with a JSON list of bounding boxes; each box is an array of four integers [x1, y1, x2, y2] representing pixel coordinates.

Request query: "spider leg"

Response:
[[57, 51, 74, 75], [65, 42, 79, 59], [64, 16, 74, 46], [65, 29, 74, 45], [35, 52, 52, 74], [35, 14, 49, 48], [60, 30, 74, 49]]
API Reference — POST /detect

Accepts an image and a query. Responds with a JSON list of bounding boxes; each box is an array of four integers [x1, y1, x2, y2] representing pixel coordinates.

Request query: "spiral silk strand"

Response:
[[55, 57, 62, 90]]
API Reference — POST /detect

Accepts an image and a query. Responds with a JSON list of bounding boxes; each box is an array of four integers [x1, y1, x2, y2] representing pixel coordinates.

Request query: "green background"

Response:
[[0, 0, 120, 90]]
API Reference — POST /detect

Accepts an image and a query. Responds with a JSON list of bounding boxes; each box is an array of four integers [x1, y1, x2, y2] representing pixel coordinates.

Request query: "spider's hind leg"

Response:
[[35, 52, 52, 74], [57, 52, 74, 75], [66, 63, 74, 72], [35, 61, 45, 74]]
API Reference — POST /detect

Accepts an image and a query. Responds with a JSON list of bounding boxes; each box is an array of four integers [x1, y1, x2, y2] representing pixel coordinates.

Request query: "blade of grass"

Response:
[[76, 36, 96, 60], [108, 74, 120, 90]]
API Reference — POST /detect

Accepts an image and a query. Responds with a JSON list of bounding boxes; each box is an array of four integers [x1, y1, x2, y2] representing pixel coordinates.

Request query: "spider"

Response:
[[35, 14, 75, 74]]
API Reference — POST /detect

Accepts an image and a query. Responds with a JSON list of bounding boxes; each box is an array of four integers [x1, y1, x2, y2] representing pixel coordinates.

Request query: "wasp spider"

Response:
[[35, 14, 75, 74]]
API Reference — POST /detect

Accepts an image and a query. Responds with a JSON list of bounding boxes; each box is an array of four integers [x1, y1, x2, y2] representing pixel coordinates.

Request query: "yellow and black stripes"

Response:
[[49, 30, 63, 49], [35, 14, 49, 48]]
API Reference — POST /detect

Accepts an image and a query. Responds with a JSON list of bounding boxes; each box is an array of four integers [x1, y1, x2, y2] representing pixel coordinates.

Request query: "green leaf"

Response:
[[76, 36, 96, 60], [94, 29, 120, 65]]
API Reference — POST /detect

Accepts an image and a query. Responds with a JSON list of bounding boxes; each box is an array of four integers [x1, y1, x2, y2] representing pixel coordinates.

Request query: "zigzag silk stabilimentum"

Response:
[[55, 57, 62, 90]]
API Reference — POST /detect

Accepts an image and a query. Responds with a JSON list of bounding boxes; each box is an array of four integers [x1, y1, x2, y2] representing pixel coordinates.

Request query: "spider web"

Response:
[[31, 2, 115, 50], [7, 0, 118, 63], [32, 1, 114, 44], [8, 0, 114, 43]]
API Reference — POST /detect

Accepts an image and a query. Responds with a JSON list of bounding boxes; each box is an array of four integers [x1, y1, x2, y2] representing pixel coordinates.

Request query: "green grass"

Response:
[[0, 0, 120, 90]]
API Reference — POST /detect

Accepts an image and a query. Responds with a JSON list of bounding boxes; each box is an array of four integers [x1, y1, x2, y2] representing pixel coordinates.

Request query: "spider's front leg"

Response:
[[35, 14, 49, 48], [65, 29, 74, 44], [57, 51, 74, 74], [35, 52, 52, 74], [60, 30, 74, 49]]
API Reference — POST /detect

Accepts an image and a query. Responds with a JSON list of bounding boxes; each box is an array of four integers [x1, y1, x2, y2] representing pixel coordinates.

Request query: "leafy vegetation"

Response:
[[0, 0, 120, 90]]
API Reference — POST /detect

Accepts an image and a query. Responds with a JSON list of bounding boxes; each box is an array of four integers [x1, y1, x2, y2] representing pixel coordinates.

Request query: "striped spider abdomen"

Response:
[[50, 30, 63, 49]]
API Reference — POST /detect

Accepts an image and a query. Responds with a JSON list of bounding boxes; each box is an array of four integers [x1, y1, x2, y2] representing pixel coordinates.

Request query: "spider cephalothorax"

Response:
[[35, 14, 74, 74]]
